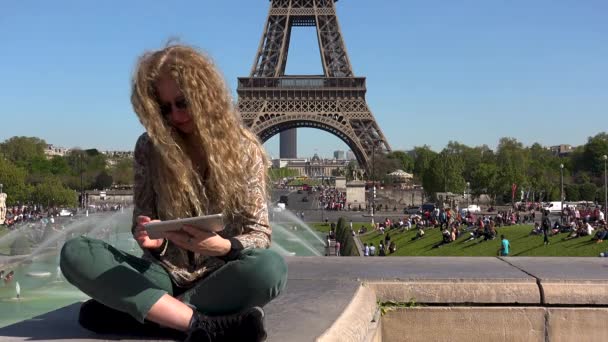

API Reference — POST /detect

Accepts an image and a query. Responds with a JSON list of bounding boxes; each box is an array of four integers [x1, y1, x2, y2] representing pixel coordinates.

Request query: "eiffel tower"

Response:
[[237, 0, 391, 168]]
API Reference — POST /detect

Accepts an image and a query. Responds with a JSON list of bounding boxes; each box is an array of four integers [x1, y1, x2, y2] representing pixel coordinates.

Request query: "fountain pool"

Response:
[[0, 208, 325, 327]]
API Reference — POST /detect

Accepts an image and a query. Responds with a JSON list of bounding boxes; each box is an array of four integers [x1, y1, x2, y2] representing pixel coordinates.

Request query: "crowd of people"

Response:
[[317, 187, 347, 211], [2, 204, 53, 227], [362, 232, 397, 256], [1, 203, 130, 229], [360, 204, 607, 256]]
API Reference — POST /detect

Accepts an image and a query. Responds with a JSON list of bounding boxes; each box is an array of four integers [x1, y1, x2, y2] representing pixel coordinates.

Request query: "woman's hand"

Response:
[[164, 225, 231, 257], [134, 216, 165, 250]]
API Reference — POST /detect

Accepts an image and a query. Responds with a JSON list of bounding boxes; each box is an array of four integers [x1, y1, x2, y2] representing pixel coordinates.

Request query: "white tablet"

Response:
[[145, 214, 225, 240]]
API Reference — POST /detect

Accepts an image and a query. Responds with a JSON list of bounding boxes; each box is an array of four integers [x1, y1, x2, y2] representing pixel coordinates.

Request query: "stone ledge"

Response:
[[370, 280, 540, 304], [317, 284, 377, 342], [542, 281, 608, 305]]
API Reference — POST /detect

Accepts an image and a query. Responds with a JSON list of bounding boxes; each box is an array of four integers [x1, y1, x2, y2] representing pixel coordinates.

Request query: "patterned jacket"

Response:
[[131, 133, 271, 288]]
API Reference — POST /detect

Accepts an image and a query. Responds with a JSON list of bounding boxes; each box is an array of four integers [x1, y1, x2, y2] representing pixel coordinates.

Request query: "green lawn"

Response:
[[358, 224, 607, 257]]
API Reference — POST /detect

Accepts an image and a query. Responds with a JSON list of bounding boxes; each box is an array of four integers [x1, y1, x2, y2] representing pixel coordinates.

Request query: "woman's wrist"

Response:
[[220, 237, 232, 256], [220, 237, 244, 261], [150, 239, 168, 256]]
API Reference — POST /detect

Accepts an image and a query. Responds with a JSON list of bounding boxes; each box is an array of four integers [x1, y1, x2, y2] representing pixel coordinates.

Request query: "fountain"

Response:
[[15, 282, 20, 300], [272, 209, 327, 246], [0, 206, 325, 327], [26, 271, 51, 278]]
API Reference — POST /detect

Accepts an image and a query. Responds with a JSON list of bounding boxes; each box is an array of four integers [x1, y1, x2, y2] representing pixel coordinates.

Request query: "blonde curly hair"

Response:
[[130, 43, 267, 221]]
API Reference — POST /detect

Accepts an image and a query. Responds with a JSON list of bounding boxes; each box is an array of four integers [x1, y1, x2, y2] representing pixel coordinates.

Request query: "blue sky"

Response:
[[1, 0, 606, 159]]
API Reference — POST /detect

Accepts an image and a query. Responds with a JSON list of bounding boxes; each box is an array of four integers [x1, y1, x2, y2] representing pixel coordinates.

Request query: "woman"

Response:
[[60, 44, 287, 342]]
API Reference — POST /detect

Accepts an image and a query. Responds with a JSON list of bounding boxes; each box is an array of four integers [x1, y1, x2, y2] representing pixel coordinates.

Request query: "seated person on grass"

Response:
[[412, 227, 425, 241], [389, 241, 397, 254], [592, 228, 608, 243], [530, 222, 542, 235]]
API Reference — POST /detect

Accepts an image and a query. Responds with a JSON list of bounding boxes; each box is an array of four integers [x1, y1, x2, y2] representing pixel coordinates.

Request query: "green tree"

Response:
[[31, 177, 77, 207], [369, 152, 400, 183], [579, 183, 597, 201], [386, 151, 414, 173], [268, 167, 298, 181], [29, 156, 54, 176], [582, 133, 608, 175], [0, 158, 32, 205], [495, 138, 528, 204], [525, 142, 561, 200], [412, 146, 438, 183], [0, 136, 46, 169], [443, 141, 488, 183], [49, 156, 71, 175], [470, 163, 499, 204], [565, 184, 580, 201], [94, 171, 113, 190], [110, 158, 135, 185], [422, 151, 465, 196], [64, 149, 108, 190]]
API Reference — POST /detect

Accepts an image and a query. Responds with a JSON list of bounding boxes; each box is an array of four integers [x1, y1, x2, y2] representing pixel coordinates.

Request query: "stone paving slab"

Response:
[[264, 279, 361, 342], [285, 257, 540, 304], [500, 257, 608, 304], [0, 278, 362, 342], [500, 257, 608, 281]]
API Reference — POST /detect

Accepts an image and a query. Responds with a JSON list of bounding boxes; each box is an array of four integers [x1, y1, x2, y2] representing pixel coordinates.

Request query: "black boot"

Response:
[[78, 299, 184, 339], [185, 307, 266, 342]]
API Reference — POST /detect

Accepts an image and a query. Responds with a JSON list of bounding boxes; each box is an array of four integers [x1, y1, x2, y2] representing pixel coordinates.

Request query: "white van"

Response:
[[542, 202, 563, 213], [273, 203, 286, 212]]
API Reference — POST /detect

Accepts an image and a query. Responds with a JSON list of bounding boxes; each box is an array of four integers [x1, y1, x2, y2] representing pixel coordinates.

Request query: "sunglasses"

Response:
[[159, 97, 188, 117]]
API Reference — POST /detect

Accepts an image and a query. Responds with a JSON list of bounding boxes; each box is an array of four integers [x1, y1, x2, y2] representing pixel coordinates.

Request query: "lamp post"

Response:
[[603, 155, 607, 221], [79, 152, 84, 210], [466, 182, 470, 206], [320, 174, 325, 224], [560, 163, 564, 224], [370, 142, 376, 226]]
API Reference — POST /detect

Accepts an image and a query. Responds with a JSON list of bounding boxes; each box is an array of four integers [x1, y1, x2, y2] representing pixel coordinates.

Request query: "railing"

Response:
[[237, 77, 366, 90]]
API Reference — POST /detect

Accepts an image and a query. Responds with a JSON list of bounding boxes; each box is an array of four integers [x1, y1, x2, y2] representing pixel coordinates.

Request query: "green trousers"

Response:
[[60, 236, 288, 323]]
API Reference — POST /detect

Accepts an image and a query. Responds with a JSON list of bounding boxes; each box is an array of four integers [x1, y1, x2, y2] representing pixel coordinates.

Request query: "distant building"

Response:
[[271, 154, 348, 177], [102, 150, 134, 158], [346, 150, 355, 161], [85, 189, 133, 205], [102, 150, 134, 167], [333, 150, 345, 160], [272, 158, 308, 169], [549, 144, 574, 157], [44, 144, 70, 159]]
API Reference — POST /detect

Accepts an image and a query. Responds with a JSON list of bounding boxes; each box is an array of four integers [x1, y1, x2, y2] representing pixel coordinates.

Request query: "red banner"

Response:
[[511, 183, 517, 200]]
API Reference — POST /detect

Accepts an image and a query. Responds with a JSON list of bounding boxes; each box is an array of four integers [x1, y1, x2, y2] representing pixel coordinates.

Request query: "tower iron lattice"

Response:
[[237, 0, 391, 168]]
